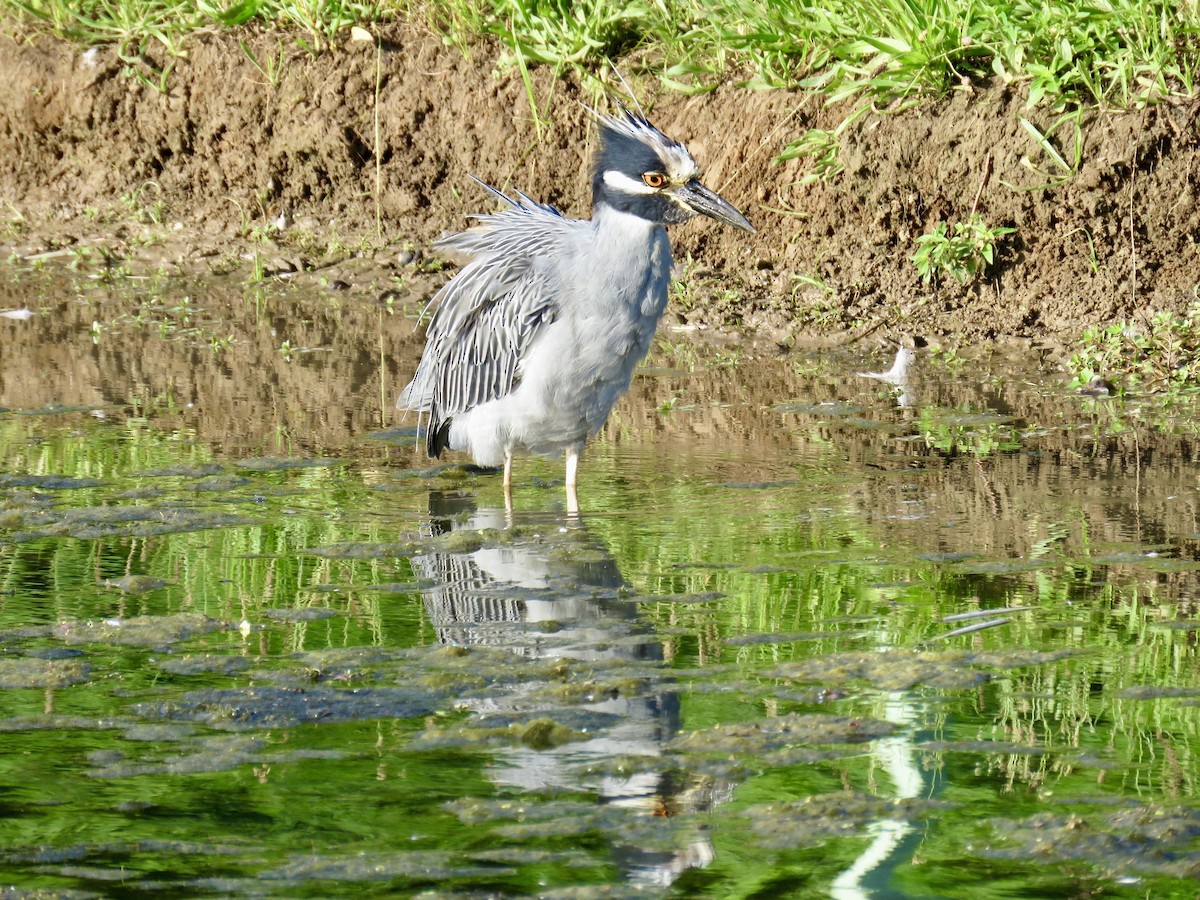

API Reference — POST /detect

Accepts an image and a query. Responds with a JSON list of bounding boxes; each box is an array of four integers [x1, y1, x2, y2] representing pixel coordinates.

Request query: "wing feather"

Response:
[[425, 264, 558, 455], [398, 184, 583, 458]]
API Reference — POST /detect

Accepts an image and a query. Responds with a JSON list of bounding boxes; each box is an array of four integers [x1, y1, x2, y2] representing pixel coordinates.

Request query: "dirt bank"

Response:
[[1, 23, 1198, 345]]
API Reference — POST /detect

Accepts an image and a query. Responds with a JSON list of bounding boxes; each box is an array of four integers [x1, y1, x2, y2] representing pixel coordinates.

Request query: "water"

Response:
[[2, 268, 1200, 897]]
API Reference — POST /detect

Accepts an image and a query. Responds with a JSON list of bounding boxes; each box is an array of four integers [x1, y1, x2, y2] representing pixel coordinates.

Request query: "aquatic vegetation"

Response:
[[1069, 300, 1200, 396], [3, 277, 1200, 896]]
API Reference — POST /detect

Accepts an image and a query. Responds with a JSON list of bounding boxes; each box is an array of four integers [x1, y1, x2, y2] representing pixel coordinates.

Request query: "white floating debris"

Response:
[[0, 308, 34, 320]]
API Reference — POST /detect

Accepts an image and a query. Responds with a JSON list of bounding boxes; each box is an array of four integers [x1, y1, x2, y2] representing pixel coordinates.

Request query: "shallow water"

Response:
[[3, 269, 1200, 897]]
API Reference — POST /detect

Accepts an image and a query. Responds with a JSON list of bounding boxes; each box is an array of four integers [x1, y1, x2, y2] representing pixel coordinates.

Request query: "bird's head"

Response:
[[589, 104, 755, 233]]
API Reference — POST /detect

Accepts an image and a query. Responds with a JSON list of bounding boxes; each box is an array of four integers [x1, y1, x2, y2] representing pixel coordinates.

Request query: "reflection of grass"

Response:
[[3, 409, 1200, 894], [0, 418, 416, 648], [917, 407, 1022, 457]]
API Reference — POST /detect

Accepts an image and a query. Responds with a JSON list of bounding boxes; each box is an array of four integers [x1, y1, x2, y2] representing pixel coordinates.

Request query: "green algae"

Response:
[[0, 656, 90, 688], [671, 713, 896, 755], [101, 574, 171, 593], [3, 327, 1200, 897], [234, 457, 343, 471], [769, 650, 993, 691], [986, 804, 1200, 879], [47, 614, 228, 647], [744, 792, 955, 849]]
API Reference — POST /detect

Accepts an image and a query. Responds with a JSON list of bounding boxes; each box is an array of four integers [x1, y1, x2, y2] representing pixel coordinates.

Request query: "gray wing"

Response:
[[398, 186, 584, 458]]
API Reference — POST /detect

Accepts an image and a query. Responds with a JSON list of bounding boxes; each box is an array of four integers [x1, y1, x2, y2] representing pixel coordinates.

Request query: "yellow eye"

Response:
[[642, 172, 667, 189]]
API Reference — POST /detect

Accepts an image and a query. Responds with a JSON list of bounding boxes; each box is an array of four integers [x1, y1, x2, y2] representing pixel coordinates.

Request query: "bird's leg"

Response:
[[565, 447, 580, 517], [503, 451, 514, 514]]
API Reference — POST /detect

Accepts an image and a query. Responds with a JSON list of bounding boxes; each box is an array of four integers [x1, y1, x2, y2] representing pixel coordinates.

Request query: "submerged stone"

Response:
[[771, 650, 992, 690], [11, 504, 257, 539], [986, 805, 1200, 879], [1116, 685, 1200, 700], [365, 426, 422, 446], [302, 542, 413, 559], [724, 630, 851, 646], [155, 654, 251, 676], [772, 401, 864, 415], [631, 591, 726, 605], [672, 713, 895, 755], [188, 474, 252, 492], [263, 851, 510, 883]]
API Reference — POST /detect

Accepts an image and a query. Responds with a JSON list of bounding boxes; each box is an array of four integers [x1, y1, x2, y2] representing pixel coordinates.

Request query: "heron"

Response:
[[398, 104, 754, 512]]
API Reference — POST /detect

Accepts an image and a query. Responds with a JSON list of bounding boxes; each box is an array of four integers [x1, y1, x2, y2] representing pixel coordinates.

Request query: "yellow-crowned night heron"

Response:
[[398, 105, 754, 510]]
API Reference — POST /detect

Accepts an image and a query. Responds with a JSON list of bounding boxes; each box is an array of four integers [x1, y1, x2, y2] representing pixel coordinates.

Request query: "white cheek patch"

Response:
[[602, 169, 657, 195]]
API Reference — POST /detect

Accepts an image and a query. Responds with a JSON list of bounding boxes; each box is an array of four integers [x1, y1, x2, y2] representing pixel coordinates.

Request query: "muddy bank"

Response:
[[1, 24, 1198, 344]]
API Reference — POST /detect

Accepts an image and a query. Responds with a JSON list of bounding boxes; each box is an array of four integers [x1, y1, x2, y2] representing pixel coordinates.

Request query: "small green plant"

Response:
[[789, 272, 842, 326], [120, 181, 165, 225], [778, 128, 844, 183], [239, 39, 286, 87], [1069, 298, 1200, 394], [929, 346, 968, 372], [912, 215, 1015, 285], [777, 104, 869, 183]]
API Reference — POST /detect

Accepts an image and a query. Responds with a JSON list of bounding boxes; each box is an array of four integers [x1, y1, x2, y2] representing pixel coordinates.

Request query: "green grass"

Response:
[[4, 0, 1199, 110]]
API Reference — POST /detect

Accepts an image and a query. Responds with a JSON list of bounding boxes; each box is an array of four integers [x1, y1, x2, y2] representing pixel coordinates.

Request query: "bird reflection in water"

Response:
[[858, 343, 916, 409], [413, 492, 722, 889]]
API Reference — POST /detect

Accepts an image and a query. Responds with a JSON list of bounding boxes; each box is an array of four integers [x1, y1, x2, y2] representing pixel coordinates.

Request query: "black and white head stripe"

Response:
[[582, 102, 755, 231], [588, 104, 699, 188]]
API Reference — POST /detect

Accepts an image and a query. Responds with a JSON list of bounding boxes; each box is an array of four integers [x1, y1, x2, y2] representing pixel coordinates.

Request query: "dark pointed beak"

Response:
[[674, 179, 755, 232]]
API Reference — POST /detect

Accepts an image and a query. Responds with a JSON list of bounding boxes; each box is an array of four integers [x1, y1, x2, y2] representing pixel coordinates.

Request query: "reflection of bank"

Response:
[[413, 493, 716, 889]]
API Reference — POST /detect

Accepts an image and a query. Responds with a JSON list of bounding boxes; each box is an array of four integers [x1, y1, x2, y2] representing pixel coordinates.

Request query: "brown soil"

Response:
[[1, 23, 1199, 345]]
